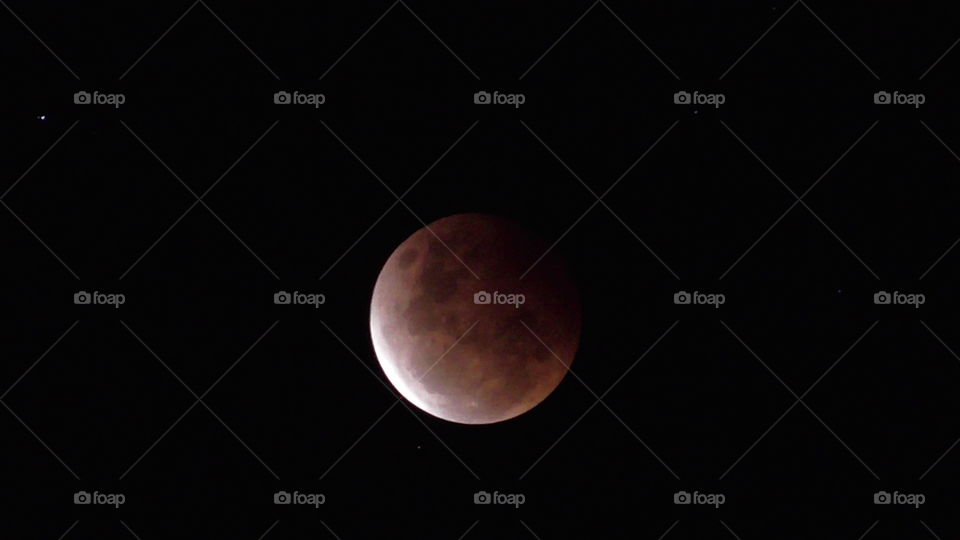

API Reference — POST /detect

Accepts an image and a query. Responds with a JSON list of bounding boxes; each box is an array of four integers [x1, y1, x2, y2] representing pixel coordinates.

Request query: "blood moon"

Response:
[[369, 214, 581, 424]]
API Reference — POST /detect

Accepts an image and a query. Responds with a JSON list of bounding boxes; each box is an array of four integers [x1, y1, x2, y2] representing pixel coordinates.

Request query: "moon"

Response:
[[370, 213, 581, 424]]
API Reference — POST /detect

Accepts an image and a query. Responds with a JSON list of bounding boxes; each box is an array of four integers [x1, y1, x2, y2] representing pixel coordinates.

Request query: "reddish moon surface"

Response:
[[370, 213, 581, 424]]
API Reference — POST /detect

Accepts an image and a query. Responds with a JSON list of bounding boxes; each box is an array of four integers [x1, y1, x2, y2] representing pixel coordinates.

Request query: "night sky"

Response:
[[3, 1, 960, 538]]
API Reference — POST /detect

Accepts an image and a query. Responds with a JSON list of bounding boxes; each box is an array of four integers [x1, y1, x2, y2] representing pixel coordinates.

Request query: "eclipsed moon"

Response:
[[370, 213, 581, 424]]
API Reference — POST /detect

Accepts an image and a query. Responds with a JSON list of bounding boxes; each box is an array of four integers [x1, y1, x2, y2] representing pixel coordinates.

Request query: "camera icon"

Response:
[[873, 491, 891, 504], [74, 491, 91, 504], [274, 491, 291, 504], [74, 91, 91, 105], [673, 491, 691, 504], [74, 291, 92, 305], [474, 491, 491, 504], [473, 291, 492, 305], [274, 291, 292, 305], [673, 291, 691, 305], [474, 91, 491, 105], [873, 291, 891, 305], [274, 91, 291, 105], [673, 91, 691, 105], [874, 91, 891, 105]]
